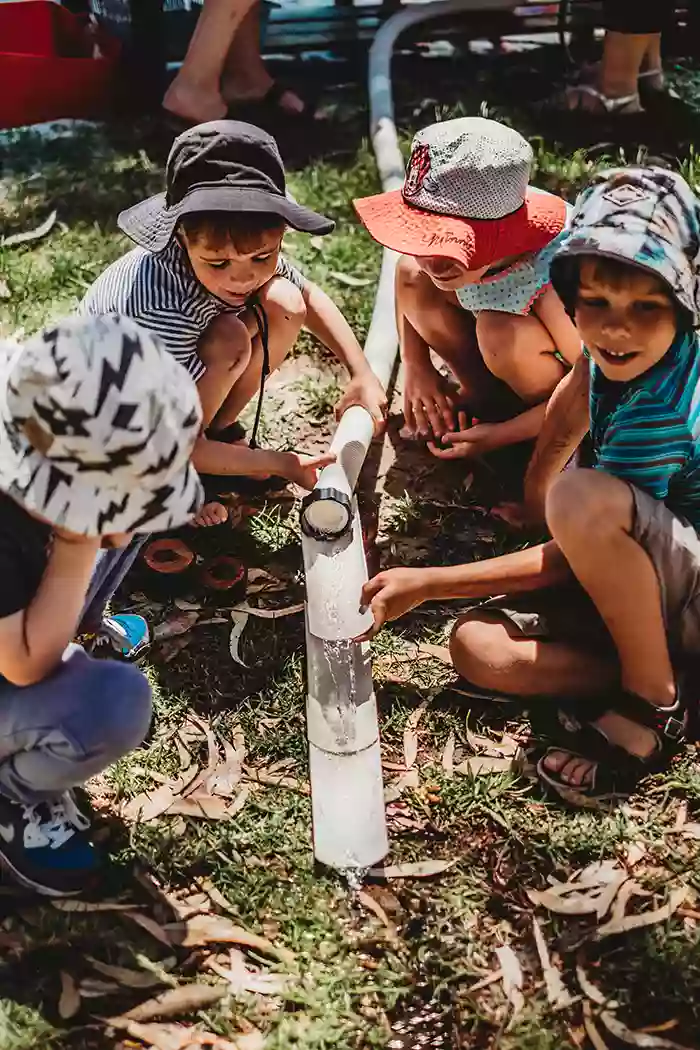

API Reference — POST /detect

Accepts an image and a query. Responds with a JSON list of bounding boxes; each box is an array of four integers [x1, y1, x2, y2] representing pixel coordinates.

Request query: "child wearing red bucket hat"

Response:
[[354, 117, 581, 461]]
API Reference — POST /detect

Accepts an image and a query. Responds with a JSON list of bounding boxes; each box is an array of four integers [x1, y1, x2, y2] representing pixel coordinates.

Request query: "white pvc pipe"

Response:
[[304, 0, 516, 874]]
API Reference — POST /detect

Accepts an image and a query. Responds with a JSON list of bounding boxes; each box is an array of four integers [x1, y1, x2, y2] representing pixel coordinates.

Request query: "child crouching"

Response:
[[354, 117, 581, 461], [0, 315, 203, 895], [359, 167, 700, 809]]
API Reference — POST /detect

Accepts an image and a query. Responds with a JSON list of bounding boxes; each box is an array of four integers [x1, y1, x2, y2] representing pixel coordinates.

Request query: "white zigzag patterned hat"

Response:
[[0, 315, 204, 536]]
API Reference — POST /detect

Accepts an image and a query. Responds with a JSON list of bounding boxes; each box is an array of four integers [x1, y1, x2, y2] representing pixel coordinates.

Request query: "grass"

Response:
[[2, 46, 700, 1050]]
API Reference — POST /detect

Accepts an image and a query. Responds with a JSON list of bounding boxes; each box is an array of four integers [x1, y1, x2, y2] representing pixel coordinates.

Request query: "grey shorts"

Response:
[[481, 485, 700, 663]]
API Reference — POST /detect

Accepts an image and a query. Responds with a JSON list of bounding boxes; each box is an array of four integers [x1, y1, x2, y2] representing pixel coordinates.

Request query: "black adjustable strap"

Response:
[[247, 299, 270, 451]]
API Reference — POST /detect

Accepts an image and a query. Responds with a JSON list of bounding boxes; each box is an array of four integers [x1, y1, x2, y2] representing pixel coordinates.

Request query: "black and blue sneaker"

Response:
[[87, 614, 150, 662], [0, 791, 99, 896]]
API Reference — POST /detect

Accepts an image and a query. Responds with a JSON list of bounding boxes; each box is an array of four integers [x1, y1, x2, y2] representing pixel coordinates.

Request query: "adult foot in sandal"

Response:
[[162, 81, 227, 128], [224, 80, 313, 120]]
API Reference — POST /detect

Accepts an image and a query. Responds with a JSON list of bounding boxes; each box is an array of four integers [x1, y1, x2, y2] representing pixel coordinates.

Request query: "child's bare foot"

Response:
[[162, 80, 227, 125], [193, 501, 228, 528]]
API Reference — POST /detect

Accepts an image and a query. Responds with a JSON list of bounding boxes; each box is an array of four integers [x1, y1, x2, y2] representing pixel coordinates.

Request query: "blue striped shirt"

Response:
[[79, 241, 305, 381], [590, 331, 700, 531]]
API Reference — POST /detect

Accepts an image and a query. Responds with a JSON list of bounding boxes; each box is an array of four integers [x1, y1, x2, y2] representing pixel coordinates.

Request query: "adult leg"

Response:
[[395, 255, 516, 420], [211, 276, 306, 430], [219, 3, 305, 115], [163, 0, 256, 124], [476, 310, 568, 405], [543, 469, 676, 786]]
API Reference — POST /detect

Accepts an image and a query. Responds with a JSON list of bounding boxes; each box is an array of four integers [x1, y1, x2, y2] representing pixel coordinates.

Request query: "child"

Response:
[[0, 314, 204, 895], [353, 117, 581, 460], [81, 120, 386, 526], [359, 167, 700, 809]]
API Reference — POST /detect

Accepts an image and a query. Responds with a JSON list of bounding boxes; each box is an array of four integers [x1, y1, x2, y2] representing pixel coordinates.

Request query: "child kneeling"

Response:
[[81, 120, 386, 526], [0, 316, 203, 895], [354, 117, 581, 460], [360, 167, 700, 808]]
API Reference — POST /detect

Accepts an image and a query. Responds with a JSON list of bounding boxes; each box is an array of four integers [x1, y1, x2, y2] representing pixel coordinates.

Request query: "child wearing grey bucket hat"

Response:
[[81, 120, 387, 531], [357, 166, 700, 810], [0, 314, 204, 897]]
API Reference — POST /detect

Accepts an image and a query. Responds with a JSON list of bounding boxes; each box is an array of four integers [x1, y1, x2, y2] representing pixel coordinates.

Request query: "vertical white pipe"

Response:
[[303, 0, 516, 873]]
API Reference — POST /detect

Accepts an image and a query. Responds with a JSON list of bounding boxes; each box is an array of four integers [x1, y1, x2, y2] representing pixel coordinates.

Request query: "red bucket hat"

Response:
[[354, 117, 566, 270]]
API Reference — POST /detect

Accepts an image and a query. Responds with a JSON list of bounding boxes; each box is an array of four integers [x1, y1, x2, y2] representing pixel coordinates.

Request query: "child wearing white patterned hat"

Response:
[[0, 314, 203, 897], [354, 117, 581, 465]]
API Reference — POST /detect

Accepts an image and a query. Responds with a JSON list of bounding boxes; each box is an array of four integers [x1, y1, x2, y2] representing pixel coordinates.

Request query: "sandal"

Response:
[[227, 81, 318, 127], [536, 689, 688, 810]]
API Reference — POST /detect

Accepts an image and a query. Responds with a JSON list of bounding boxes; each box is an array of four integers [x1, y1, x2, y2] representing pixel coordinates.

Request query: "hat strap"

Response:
[[248, 299, 270, 451]]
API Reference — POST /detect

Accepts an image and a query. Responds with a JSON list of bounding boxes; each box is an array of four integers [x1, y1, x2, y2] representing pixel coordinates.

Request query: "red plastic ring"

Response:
[[200, 555, 246, 591], [143, 538, 194, 574]]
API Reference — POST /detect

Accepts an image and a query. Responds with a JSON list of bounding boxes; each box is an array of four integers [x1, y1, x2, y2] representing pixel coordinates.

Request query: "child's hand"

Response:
[[335, 372, 388, 434], [355, 567, 430, 641], [428, 412, 496, 460], [404, 362, 455, 438], [283, 451, 337, 491]]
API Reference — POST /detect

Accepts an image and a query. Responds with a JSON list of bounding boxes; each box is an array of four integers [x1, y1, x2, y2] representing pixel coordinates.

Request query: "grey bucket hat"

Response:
[[551, 167, 700, 325], [119, 120, 335, 252], [0, 315, 204, 536]]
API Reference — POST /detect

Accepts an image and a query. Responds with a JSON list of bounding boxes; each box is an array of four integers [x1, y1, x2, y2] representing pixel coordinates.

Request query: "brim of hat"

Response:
[[119, 187, 334, 252], [0, 429, 204, 537], [551, 236, 700, 327], [354, 188, 567, 269]]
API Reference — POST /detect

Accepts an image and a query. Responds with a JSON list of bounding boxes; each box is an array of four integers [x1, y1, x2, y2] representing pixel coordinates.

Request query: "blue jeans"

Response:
[[0, 539, 151, 806]]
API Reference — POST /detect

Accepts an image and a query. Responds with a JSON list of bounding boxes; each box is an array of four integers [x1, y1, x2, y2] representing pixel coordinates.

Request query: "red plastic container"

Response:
[[0, 2, 122, 129]]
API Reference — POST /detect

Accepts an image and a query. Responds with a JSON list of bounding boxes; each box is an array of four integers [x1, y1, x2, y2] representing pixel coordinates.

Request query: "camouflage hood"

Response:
[[551, 167, 700, 326]]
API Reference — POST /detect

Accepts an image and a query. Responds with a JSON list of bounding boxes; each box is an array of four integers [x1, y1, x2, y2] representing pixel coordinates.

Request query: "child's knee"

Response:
[[396, 254, 433, 307], [476, 312, 531, 377], [199, 313, 252, 371], [258, 277, 307, 332], [80, 661, 153, 762], [449, 612, 517, 685], [546, 468, 634, 539]]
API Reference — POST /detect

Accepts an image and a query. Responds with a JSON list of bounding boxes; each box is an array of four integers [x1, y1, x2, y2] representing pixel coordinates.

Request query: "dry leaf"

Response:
[[208, 950, 290, 996], [455, 756, 513, 777], [528, 864, 627, 919], [165, 794, 234, 820], [115, 983, 228, 1023], [575, 953, 620, 1009], [229, 611, 249, 666], [495, 945, 524, 1018], [165, 914, 294, 963], [110, 1019, 242, 1050], [465, 969, 503, 994], [122, 783, 177, 823], [78, 978, 121, 997], [442, 731, 455, 779], [3, 210, 58, 248], [357, 890, 399, 943], [328, 270, 373, 287], [596, 886, 687, 939], [243, 767, 309, 794], [465, 727, 519, 758], [87, 957, 165, 990], [369, 859, 455, 880], [531, 918, 573, 1009], [159, 636, 191, 664], [583, 1002, 611, 1050], [196, 879, 240, 919], [52, 900, 135, 913], [384, 768, 419, 803], [680, 823, 700, 840], [403, 702, 428, 769], [610, 880, 651, 924], [124, 912, 174, 947], [58, 971, 80, 1019], [154, 611, 199, 641], [232, 601, 304, 619], [600, 1010, 693, 1048]]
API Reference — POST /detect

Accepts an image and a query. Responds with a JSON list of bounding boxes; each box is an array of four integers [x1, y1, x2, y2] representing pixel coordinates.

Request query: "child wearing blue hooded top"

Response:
[[356, 166, 700, 809]]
